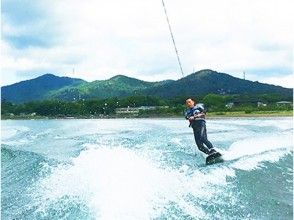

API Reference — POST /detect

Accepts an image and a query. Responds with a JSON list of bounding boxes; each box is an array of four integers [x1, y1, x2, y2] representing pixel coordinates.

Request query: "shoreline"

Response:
[[1, 111, 293, 120]]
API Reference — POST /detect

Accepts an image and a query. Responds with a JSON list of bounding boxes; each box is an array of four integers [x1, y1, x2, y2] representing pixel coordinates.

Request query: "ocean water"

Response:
[[1, 118, 293, 220]]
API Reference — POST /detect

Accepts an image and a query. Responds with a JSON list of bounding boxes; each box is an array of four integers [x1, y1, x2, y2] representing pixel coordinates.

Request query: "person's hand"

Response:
[[194, 113, 204, 118], [188, 116, 194, 122]]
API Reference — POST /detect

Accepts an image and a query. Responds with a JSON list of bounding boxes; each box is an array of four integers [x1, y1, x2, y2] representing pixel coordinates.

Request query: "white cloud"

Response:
[[253, 74, 293, 89], [1, 0, 293, 86]]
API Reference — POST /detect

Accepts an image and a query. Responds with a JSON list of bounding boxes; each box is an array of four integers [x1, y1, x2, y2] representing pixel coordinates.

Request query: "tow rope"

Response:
[[161, 0, 185, 77]]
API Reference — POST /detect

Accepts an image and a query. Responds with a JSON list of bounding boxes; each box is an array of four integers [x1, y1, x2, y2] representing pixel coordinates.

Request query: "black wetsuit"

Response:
[[185, 105, 215, 155]]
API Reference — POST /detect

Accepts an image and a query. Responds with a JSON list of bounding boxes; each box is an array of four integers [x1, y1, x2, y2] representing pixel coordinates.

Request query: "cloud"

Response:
[[2, 0, 60, 49], [1, 0, 293, 87], [2, 0, 45, 25], [249, 74, 293, 89]]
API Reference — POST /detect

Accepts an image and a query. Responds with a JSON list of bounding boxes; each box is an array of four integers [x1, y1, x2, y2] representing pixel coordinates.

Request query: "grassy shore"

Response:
[[1, 110, 293, 120], [207, 110, 293, 117]]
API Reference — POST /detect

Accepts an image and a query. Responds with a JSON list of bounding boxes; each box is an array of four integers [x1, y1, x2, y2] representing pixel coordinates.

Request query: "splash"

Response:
[[3, 118, 291, 219], [222, 132, 293, 170], [32, 144, 238, 219]]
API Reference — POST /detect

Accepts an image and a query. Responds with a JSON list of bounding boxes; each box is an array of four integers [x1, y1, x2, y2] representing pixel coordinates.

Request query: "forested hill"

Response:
[[1, 70, 292, 103], [1, 74, 86, 103], [143, 69, 292, 98]]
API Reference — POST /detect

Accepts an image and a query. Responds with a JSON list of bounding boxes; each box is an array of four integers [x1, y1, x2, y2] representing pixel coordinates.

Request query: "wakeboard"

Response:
[[206, 152, 223, 165]]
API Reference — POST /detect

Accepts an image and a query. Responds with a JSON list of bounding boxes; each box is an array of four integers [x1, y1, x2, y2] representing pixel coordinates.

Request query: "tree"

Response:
[[203, 94, 226, 110]]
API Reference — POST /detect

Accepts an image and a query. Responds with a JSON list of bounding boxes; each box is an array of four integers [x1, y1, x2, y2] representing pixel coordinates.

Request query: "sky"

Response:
[[1, 0, 293, 88]]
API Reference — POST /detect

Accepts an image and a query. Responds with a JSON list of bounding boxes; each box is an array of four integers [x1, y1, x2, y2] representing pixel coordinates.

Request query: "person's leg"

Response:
[[200, 123, 214, 150], [193, 125, 211, 154]]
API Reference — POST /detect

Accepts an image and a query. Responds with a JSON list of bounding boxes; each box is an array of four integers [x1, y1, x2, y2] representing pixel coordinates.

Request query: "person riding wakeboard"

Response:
[[185, 98, 221, 163]]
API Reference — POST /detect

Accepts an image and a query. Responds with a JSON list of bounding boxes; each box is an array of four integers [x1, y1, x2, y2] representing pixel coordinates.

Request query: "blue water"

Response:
[[1, 118, 293, 219]]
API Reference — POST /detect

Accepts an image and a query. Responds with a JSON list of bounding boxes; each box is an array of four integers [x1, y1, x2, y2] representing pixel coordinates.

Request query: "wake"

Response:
[[29, 131, 293, 219], [219, 132, 293, 170]]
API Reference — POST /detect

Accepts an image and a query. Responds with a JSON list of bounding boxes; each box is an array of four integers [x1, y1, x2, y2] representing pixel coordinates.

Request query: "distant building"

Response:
[[138, 106, 157, 110], [65, 117, 75, 119], [226, 99, 266, 107], [276, 101, 293, 106], [257, 102, 267, 107], [115, 106, 169, 115], [115, 107, 140, 115], [225, 102, 234, 108]]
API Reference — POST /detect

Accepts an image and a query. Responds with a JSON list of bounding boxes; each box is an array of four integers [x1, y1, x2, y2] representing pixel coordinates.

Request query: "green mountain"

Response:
[[143, 69, 292, 98], [49, 75, 156, 100], [1, 74, 85, 103], [1, 70, 292, 103]]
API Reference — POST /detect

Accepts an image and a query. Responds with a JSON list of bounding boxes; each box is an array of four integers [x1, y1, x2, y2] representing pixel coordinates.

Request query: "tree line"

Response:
[[1, 93, 292, 117]]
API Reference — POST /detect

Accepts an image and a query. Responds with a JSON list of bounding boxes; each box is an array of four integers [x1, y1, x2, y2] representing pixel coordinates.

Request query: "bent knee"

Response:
[[196, 143, 206, 151]]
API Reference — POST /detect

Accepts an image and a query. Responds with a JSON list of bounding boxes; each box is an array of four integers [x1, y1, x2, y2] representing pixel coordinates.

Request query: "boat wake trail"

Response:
[[2, 118, 292, 219], [30, 130, 292, 220]]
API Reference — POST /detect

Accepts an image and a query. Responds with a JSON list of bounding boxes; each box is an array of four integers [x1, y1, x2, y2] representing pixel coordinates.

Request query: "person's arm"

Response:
[[195, 113, 205, 118], [185, 109, 195, 126], [185, 109, 191, 119], [194, 106, 206, 118]]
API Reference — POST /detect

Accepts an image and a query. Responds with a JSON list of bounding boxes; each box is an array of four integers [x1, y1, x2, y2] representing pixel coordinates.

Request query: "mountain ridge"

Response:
[[1, 73, 86, 103], [1, 70, 292, 103]]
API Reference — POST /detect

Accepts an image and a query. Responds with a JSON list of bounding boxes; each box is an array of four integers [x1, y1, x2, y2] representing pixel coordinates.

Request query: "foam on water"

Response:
[[222, 131, 293, 170], [31, 143, 241, 219], [2, 118, 293, 219], [31, 136, 292, 219], [1, 126, 30, 141]]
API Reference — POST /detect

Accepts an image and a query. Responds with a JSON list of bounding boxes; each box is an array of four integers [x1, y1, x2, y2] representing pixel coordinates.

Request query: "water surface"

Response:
[[1, 118, 293, 219]]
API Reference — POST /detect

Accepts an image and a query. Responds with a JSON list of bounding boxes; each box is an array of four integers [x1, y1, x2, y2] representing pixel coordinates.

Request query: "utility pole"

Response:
[[243, 71, 246, 80]]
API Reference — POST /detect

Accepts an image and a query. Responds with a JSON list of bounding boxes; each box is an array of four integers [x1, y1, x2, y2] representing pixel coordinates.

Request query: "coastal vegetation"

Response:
[[2, 93, 292, 119]]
